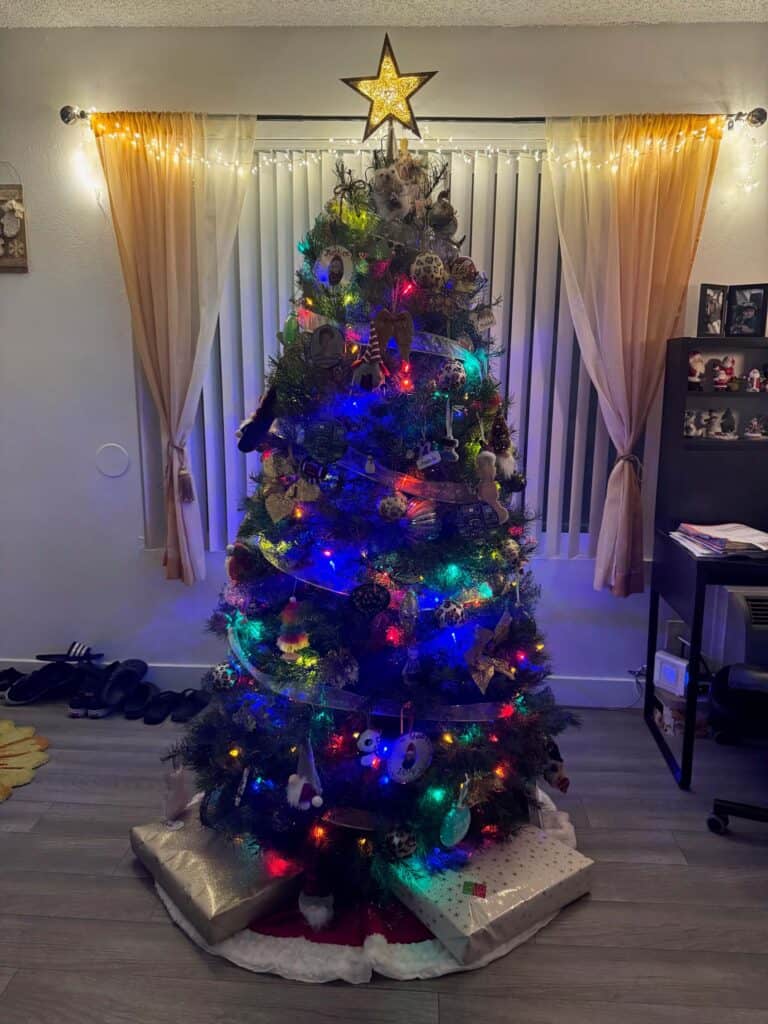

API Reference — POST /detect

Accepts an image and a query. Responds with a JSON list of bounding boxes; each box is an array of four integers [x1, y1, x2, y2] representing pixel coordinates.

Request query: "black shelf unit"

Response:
[[655, 337, 768, 534], [645, 337, 768, 789]]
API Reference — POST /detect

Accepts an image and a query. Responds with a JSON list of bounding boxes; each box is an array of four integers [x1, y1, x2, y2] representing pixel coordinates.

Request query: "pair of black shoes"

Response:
[[1, 642, 103, 706], [68, 662, 210, 724]]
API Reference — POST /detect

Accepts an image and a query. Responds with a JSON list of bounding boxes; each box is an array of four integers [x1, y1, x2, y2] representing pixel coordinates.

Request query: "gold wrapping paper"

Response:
[[389, 826, 592, 965], [130, 808, 302, 945]]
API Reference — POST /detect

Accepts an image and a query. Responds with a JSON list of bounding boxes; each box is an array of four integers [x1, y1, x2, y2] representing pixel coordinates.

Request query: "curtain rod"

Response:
[[60, 108, 546, 125], [59, 106, 768, 130]]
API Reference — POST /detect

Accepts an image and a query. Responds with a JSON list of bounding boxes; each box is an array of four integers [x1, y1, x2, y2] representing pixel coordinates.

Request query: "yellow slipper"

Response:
[[0, 719, 50, 801]]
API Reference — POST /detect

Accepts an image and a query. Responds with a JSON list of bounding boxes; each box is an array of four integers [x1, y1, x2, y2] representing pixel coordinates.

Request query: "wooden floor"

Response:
[[1, 705, 768, 1023]]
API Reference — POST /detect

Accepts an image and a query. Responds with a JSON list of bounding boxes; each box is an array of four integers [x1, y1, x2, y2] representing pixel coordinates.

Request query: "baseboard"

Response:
[[1, 658, 641, 709]]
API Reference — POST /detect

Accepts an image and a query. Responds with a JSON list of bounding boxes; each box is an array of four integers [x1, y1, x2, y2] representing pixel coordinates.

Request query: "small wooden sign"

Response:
[[0, 184, 28, 272]]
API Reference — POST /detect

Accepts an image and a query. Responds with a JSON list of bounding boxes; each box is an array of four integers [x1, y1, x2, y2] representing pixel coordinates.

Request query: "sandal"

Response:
[[4, 662, 78, 706], [0, 668, 24, 694], [143, 690, 183, 725], [170, 688, 212, 723], [124, 680, 159, 720], [35, 641, 103, 664], [87, 659, 148, 718]]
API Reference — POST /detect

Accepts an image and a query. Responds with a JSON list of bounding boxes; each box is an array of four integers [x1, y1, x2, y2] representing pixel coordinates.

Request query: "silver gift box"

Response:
[[130, 808, 302, 945], [389, 826, 592, 965]]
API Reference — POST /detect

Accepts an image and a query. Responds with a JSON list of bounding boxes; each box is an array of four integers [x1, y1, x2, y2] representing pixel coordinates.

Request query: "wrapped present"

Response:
[[130, 806, 302, 945], [389, 826, 592, 965]]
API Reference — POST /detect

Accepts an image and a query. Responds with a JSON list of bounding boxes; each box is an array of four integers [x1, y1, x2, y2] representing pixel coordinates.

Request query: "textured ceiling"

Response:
[[2, 0, 767, 28]]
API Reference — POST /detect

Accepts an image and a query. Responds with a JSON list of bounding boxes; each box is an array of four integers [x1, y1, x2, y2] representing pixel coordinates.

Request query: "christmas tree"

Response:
[[182, 43, 573, 928]]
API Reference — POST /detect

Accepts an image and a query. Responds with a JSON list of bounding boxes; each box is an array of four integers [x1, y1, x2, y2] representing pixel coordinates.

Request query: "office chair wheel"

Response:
[[707, 812, 729, 835]]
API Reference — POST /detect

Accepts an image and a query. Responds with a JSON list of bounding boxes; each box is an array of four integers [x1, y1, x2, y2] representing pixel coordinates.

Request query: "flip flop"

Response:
[[124, 680, 160, 720], [88, 659, 149, 718], [35, 641, 103, 664], [170, 688, 212, 723], [143, 690, 183, 725], [4, 662, 78, 706]]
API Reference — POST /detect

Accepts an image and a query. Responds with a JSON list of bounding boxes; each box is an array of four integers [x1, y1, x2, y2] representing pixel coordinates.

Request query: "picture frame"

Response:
[[724, 283, 768, 338], [697, 283, 727, 337]]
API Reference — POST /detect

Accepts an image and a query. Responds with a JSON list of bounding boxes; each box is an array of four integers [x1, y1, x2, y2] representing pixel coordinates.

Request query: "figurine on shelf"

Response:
[[705, 409, 724, 437], [744, 416, 766, 440], [713, 363, 729, 392], [688, 350, 706, 391], [683, 409, 698, 437], [721, 354, 737, 383], [720, 407, 738, 439], [746, 369, 762, 393]]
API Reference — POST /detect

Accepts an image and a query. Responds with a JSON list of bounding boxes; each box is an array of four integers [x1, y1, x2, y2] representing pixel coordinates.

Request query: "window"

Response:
[[135, 119, 661, 556]]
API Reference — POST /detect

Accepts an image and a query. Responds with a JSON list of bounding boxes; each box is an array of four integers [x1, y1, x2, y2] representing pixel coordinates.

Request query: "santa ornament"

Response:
[[287, 741, 324, 810], [352, 323, 390, 391]]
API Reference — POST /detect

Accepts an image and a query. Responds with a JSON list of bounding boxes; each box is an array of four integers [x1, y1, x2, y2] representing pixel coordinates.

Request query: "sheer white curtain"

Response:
[[546, 115, 722, 596], [94, 113, 257, 583]]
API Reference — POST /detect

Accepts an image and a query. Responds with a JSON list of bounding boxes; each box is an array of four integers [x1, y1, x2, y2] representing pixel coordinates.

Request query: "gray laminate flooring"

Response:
[[1, 704, 767, 1023]]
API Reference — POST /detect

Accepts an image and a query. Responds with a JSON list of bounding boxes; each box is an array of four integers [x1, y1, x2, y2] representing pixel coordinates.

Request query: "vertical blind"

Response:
[[135, 120, 662, 558]]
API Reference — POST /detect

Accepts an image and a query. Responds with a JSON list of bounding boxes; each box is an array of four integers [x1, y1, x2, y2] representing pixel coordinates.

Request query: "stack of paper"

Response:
[[675, 523, 768, 556]]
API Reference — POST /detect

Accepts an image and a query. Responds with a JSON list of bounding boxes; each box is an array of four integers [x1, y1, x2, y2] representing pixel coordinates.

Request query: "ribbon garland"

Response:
[[228, 624, 526, 722]]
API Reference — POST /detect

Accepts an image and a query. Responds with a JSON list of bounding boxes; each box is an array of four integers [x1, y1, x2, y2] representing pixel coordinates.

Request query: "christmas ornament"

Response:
[[405, 498, 440, 541], [502, 537, 521, 564], [440, 777, 471, 848], [383, 825, 418, 861], [415, 439, 442, 470], [225, 541, 263, 583], [350, 581, 391, 618], [450, 256, 479, 293], [209, 662, 237, 692], [543, 739, 570, 794], [387, 731, 433, 784], [364, 453, 377, 474], [434, 599, 466, 629], [455, 501, 500, 539], [286, 740, 324, 810], [277, 597, 310, 662], [401, 646, 424, 688], [371, 165, 410, 221], [357, 728, 382, 767], [399, 588, 420, 631], [352, 322, 390, 391], [489, 413, 516, 479], [464, 611, 516, 694], [300, 457, 328, 484], [436, 359, 467, 393], [378, 492, 408, 521], [441, 396, 460, 464], [318, 649, 359, 688], [427, 191, 459, 238], [309, 324, 346, 368], [313, 245, 353, 288], [411, 251, 447, 291], [237, 385, 278, 453], [470, 305, 496, 331], [373, 309, 414, 363], [341, 33, 437, 142], [304, 418, 348, 462], [475, 450, 510, 525], [298, 867, 334, 930]]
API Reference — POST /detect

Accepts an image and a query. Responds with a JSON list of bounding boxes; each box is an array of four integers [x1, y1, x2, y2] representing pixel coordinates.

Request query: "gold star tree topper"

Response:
[[341, 34, 437, 142]]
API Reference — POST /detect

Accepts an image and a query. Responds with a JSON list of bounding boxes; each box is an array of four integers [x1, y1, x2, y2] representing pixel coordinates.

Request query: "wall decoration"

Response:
[[0, 185, 28, 272], [724, 284, 768, 337], [696, 284, 727, 336]]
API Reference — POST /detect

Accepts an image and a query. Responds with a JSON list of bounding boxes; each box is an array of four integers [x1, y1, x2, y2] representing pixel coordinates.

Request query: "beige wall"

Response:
[[0, 25, 766, 697]]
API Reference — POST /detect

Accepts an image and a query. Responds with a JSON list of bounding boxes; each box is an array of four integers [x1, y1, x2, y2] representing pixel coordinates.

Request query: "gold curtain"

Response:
[[546, 114, 722, 596], [92, 111, 256, 583]]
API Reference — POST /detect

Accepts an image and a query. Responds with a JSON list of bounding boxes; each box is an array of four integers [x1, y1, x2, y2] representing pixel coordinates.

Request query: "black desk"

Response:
[[644, 530, 768, 789]]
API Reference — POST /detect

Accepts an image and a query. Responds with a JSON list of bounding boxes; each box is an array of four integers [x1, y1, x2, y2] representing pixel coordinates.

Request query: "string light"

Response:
[[310, 824, 327, 844], [228, 746, 241, 758]]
